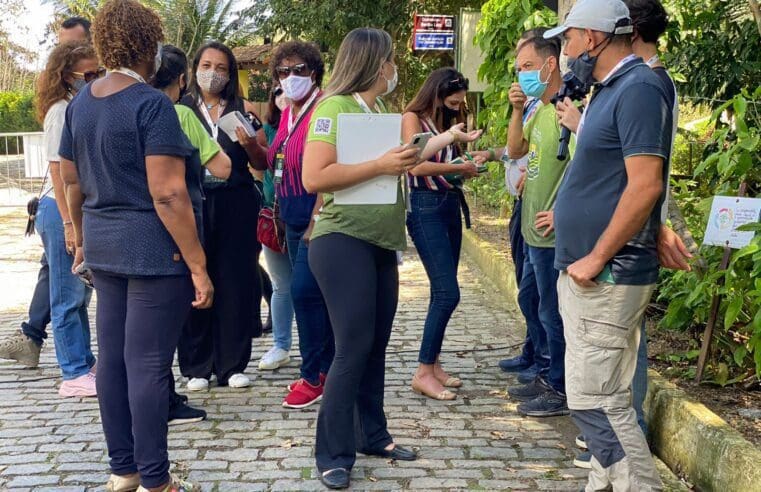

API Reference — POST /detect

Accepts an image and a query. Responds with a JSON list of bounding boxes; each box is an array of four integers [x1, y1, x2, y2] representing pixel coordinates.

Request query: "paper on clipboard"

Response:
[[334, 113, 401, 205], [503, 154, 528, 197]]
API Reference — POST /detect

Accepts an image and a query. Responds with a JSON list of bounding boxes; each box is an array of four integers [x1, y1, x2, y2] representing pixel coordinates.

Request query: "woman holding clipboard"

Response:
[[177, 41, 268, 392], [301, 28, 481, 490]]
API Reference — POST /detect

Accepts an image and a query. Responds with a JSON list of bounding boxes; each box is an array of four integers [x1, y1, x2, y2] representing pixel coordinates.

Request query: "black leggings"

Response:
[[308, 233, 399, 472]]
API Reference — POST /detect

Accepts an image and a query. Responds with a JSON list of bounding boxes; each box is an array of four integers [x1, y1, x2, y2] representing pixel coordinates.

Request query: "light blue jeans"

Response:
[[36, 196, 94, 379], [262, 245, 294, 351]]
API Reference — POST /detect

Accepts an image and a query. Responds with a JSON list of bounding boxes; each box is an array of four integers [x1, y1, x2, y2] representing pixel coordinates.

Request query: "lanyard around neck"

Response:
[[112, 67, 146, 84], [288, 89, 319, 134], [197, 97, 226, 140], [645, 54, 660, 68], [600, 54, 639, 84], [352, 92, 380, 114]]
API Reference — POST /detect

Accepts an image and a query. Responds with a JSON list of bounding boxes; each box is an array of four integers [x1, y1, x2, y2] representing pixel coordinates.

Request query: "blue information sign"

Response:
[[414, 32, 455, 50]]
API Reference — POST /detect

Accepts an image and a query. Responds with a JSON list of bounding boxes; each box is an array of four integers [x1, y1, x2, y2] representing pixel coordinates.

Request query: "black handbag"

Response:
[[25, 164, 50, 237]]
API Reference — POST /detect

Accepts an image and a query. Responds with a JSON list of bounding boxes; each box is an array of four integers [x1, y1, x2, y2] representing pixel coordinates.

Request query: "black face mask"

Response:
[[441, 105, 460, 123]]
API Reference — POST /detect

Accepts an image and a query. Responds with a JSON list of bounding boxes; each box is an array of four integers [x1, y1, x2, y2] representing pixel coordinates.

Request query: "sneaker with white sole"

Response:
[[0, 331, 41, 368], [186, 377, 209, 392], [258, 347, 290, 370], [575, 434, 588, 449], [574, 450, 592, 469], [59, 373, 97, 398], [228, 373, 251, 388], [136, 473, 199, 492]]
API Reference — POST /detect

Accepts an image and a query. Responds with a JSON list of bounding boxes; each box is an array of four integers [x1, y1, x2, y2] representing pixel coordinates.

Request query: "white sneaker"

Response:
[[258, 347, 290, 370], [186, 377, 209, 392], [228, 373, 251, 388]]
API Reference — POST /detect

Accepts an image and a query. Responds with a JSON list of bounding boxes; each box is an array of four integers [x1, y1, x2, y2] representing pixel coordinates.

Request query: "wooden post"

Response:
[[695, 182, 748, 382]]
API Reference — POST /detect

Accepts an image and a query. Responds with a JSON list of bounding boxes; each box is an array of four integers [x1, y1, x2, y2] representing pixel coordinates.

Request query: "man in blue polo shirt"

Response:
[[544, 0, 671, 489]]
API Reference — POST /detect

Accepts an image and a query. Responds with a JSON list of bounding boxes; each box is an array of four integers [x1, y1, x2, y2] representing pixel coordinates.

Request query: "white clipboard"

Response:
[[334, 113, 401, 205]]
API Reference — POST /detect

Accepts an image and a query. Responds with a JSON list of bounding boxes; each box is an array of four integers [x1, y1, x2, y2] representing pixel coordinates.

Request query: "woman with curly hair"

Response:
[[59, 1, 211, 490], [177, 41, 268, 392], [1, 41, 102, 397]]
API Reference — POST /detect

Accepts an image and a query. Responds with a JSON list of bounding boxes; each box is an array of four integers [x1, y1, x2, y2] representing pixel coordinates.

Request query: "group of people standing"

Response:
[[0, 0, 693, 490]]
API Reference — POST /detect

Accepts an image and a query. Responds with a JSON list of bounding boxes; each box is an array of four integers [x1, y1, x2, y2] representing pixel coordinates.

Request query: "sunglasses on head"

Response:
[[442, 77, 469, 92], [275, 63, 310, 79], [71, 67, 107, 82]]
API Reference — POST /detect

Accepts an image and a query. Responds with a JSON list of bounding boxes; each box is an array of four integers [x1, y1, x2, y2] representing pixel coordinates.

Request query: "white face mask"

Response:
[[281, 74, 314, 101], [382, 62, 398, 96], [196, 69, 229, 94]]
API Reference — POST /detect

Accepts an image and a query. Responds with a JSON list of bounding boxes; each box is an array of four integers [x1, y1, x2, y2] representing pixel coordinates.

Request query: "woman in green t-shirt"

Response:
[[301, 27, 480, 490]]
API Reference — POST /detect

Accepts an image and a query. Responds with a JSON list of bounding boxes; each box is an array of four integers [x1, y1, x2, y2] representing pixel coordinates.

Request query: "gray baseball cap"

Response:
[[544, 0, 633, 38]]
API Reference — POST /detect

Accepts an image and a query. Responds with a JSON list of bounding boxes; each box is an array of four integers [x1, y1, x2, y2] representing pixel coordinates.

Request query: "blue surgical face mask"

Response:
[[517, 60, 549, 98], [70, 78, 87, 93]]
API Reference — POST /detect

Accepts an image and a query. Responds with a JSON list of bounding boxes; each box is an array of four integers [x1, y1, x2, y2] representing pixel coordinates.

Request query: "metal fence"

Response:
[[0, 132, 46, 207]]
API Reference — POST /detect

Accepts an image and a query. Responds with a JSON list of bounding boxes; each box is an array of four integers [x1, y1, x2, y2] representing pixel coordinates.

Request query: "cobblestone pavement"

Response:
[[0, 209, 607, 491]]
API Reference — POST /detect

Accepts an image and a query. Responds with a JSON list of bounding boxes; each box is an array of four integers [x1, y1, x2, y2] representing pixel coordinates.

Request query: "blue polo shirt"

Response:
[[554, 58, 672, 285]]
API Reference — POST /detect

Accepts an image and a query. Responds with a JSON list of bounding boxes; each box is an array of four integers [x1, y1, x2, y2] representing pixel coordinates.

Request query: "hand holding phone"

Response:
[[405, 132, 433, 158]]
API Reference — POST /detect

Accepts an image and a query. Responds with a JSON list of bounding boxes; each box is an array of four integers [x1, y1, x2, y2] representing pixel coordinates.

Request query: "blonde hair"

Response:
[[324, 28, 393, 98]]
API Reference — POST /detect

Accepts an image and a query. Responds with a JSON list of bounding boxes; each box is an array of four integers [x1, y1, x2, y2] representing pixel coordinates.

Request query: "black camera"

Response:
[[551, 72, 591, 161]]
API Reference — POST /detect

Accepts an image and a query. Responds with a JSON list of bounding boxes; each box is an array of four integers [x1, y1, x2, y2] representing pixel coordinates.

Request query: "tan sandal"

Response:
[[412, 376, 456, 401], [106, 473, 140, 492], [440, 376, 462, 388]]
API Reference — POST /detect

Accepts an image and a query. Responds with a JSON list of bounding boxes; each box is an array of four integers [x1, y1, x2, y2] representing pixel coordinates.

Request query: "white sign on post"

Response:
[[702, 196, 761, 249]]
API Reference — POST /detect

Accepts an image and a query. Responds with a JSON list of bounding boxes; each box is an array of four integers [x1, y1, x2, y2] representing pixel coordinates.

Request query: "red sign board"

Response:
[[414, 14, 455, 32]]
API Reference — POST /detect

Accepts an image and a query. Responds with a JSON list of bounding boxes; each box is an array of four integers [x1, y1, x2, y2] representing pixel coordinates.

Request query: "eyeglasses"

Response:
[[275, 63, 310, 79], [442, 77, 469, 92], [71, 67, 107, 82]]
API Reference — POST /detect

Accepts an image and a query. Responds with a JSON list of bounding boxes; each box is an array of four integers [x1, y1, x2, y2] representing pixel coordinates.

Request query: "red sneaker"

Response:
[[287, 372, 326, 392], [283, 378, 323, 409]]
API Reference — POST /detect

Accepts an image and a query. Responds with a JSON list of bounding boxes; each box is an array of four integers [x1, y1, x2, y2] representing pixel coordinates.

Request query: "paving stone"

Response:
[[0, 220, 590, 491]]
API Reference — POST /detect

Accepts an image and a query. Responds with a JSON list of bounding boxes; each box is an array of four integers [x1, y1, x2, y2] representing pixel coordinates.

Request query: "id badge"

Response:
[[274, 154, 285, 185]]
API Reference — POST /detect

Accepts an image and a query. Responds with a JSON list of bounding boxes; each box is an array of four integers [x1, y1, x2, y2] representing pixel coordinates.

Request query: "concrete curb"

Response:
[[461, 227, 761, 492], [645, 371, 761, 492], [461, 229, 518, 303]]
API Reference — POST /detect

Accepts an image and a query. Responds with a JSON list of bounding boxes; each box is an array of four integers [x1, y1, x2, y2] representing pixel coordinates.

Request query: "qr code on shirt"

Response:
[[313, 117, 332, 135]]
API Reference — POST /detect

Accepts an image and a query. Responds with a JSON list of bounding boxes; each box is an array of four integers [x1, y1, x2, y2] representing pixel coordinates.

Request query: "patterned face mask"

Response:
[[196, 69, 229, 94]]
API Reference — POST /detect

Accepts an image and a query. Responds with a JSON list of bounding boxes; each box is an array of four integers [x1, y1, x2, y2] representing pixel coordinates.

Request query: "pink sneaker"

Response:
[[59, 373, 97, 398]]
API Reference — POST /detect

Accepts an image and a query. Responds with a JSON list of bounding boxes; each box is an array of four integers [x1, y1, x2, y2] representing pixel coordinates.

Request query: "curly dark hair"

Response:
[[92, 0, 164, 70], [269, 40, 325, 88]]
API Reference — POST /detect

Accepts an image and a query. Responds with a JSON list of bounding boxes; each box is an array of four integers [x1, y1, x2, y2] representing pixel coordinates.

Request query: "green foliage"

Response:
[[0, 91, 40, 154], [474, 0, 555, 146], [658, 89, 761, 380], [663, 0, 761, 103], [48, 0, 246, 55], [245, 0, 483, 110]]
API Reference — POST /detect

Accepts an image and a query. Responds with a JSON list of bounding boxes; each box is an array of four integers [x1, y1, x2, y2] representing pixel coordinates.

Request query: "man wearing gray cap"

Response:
[[545, 0, 671, 489]]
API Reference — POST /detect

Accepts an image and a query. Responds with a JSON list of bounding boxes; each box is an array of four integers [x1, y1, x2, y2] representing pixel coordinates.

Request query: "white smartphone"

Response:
[[406, 132, 433, 156]]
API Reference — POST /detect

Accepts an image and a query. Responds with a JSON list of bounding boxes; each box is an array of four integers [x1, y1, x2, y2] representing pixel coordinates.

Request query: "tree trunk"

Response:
[[749, 0, 761, 37]]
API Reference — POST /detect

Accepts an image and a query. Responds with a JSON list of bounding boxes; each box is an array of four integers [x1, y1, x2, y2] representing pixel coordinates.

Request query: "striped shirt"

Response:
[[265, 92, 321, 225], [407, 117, 461, 191]]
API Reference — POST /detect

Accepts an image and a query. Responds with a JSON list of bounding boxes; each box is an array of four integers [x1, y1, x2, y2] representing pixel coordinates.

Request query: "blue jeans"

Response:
[[21, 253, 51, 346], [632, 318, 648, 435], [406, 189, 462, 364], [285, 223, 334, 385], [262, 245, 294, 351], [518, 245, 565, 390], [509, 198, 537, 363], [36, 197, 94, 379]]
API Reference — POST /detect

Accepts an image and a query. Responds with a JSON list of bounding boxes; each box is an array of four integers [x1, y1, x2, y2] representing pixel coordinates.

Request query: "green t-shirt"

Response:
[[306, 94, 406, 251], [175, 104, 221, 166], [520, 101, 572, 248]]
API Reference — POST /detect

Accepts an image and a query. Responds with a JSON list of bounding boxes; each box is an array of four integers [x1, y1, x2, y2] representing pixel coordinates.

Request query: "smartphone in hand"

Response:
[[405, 132, 433, 157]]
